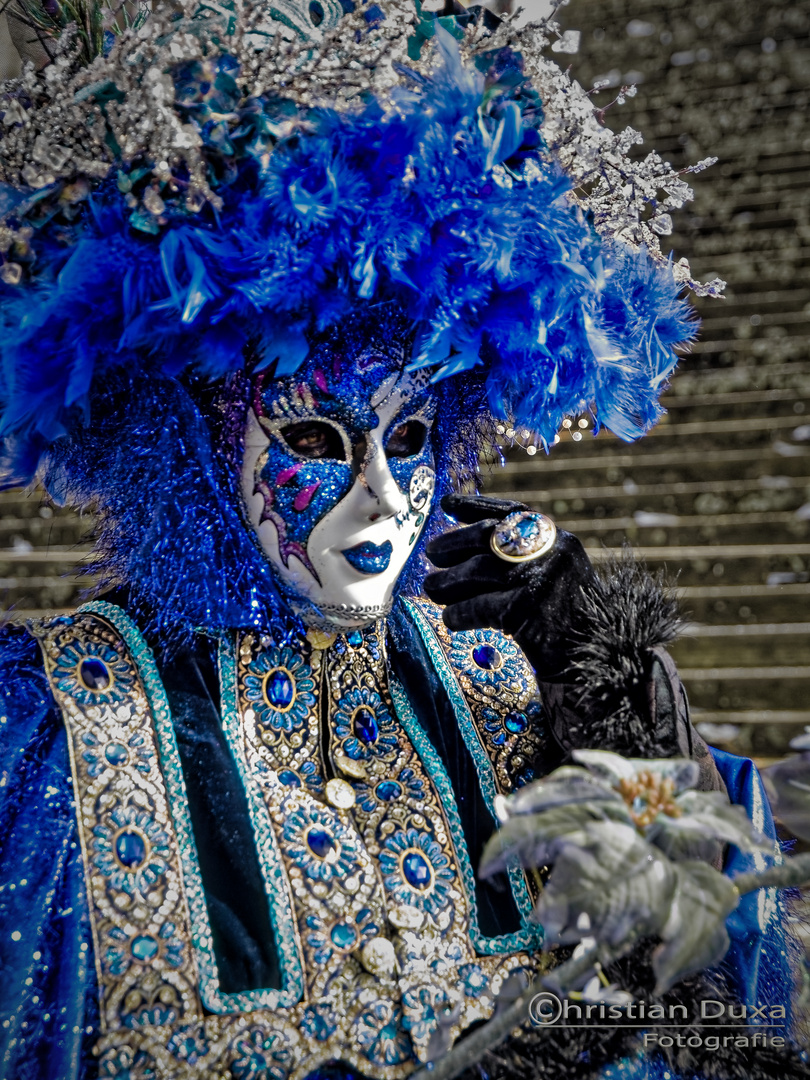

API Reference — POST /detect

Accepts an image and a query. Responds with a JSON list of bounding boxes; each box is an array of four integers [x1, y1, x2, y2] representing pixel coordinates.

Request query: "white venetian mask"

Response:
[[241, 333, 437, 629]]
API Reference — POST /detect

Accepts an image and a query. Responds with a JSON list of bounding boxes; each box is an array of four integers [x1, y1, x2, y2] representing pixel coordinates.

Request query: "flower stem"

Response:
[[409, 947, 603, 1080], [408, 852, 810, 1080], [408, 979, 539, 1080], [733, 851, 810, 895]]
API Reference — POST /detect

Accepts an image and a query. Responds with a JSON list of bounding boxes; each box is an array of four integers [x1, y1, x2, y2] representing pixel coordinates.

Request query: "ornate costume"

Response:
[[0, 1, 801, 1078]]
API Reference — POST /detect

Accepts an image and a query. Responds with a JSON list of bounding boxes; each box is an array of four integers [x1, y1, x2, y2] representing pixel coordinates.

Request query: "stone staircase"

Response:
[[482, 0, 810, 763], [0, 489, 89, 616]]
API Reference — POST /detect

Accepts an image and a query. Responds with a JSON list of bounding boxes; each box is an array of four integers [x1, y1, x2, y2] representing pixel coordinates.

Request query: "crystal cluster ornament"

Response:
[[0, 0, 722, 296]]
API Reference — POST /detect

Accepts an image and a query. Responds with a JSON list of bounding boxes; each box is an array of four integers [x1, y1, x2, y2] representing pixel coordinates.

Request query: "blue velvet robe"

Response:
[[0, 610, 797, 1080]]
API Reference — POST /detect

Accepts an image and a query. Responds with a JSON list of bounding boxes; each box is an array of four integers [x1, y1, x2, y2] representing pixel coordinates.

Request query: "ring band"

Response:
[[490, 510, 557, 563]]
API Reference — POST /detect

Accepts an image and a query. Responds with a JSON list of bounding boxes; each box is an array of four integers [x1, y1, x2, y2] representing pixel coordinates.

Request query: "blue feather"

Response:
[[0, 29, 698, 635]]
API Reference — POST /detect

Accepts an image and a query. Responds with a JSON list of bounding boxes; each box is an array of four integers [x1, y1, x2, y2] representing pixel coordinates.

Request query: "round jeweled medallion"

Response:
[[472, 643, 503, 671], [401, 849, 433, 891], [114, 828, 149, 869], [353, 706, 379, 744], [504, 712, 528, 733], [131, 934, 160, 962], [330, 922, 359, 951], [490, 510, 556, 563], [375, 780, 402, 802], [104, 741, 129, 766], [306, 827, 337, 860]]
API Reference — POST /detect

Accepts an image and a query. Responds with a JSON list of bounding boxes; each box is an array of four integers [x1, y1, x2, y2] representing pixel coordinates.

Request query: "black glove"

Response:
[[424, 493, 726, 796], [423, 493, 597, 681]]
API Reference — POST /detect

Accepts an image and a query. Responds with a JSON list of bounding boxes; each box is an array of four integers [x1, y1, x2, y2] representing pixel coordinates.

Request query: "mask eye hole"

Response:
[[386, 420, 428, 459], [280, 421, 346, 461]]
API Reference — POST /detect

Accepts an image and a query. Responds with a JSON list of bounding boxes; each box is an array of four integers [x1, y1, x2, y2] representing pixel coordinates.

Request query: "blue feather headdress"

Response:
[[0, 0, 716, 637]]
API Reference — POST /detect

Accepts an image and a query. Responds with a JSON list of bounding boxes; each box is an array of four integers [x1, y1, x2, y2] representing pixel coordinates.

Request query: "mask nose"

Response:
[[353, 436, 408, 519]]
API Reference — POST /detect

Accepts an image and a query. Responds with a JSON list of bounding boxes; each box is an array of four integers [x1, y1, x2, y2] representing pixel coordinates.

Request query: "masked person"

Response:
[[0, 2, 799, 1079]]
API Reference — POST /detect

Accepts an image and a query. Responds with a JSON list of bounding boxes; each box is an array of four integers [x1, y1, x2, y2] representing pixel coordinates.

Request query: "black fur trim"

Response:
[[541, 553, 686, 758]]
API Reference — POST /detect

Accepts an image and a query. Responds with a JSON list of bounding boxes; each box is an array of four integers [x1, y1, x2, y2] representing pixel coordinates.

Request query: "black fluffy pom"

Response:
[[539, 552, 688, 758]]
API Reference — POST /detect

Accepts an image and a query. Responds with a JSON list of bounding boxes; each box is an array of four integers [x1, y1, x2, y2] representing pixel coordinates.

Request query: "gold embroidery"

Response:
[[411, 600, 546, 796], [231, 625, 528, 1063], [404, 599, 548, 905], [35, 607, 537, 1079], [31, 612, 203, 1032]]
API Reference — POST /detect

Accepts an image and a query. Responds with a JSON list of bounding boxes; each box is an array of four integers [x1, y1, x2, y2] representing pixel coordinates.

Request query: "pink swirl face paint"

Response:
[[293, 482, 322, 513], [275, 462, 304, 488]]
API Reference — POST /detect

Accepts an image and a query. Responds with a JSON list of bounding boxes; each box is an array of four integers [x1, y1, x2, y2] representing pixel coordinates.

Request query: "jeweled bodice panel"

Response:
[[32, 601, 547, 1079]]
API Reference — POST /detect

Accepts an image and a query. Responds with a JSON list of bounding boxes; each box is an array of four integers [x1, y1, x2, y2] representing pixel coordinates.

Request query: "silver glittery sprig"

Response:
[[0, 0, 723, 295], [454, 16, 724, 296]]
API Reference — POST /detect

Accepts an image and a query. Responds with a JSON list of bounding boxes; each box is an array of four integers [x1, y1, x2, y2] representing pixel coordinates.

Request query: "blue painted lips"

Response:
[[342, 540, 393, 574]]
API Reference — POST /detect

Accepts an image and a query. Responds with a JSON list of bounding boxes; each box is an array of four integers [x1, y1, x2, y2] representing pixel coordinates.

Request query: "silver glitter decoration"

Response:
[[0, 0, 723, 295]]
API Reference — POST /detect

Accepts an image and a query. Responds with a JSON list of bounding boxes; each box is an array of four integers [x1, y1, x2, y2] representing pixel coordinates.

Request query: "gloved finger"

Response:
[[545, 530, 595, 583], [441, 493, 530, 525], [441, 590, 520, 632], [427, 530, 585, 600], [423, 554, 511, 605], [425, 520, 499, 568]]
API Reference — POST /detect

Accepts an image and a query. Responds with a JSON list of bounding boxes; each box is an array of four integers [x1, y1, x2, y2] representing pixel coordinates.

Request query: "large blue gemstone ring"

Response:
[[490, 510, 557, 563]]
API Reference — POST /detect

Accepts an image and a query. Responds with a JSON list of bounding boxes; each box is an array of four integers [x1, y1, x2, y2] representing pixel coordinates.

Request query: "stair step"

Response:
[[699, 311, 810, 337], [664, 389, 806, 406], [587, 543, 810, 559], [585, 544, 810, 587], [661, 391, 810, 422], [688, 237, 810, 263], [0, 496, 88, 521], [678, 583, 810, 625], [542, 429, 810, 455], [645, 415, 810, 438], [691, 709, 810, 727], [638, 111, 806, 142], [671, 660, 810, 682], [493, 446, 810, 483], [682, 621, 810, 636], [499, 478, 810, 517], [673, 623, 810, 667], [672, 361, 810, 385], [552, 515, 809, 550], [674, 666, 810, 714], [564, 512, 808, 530], [693, 254, 810, 280], [0, 547, 89, 564], [682, 290, 810, 313], [0, 518, 90, 544], [689, 336, 807, 359]]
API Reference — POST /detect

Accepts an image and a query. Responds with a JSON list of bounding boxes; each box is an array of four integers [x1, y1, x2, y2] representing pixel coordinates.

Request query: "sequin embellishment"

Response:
[[34, 605, 537, 1079]]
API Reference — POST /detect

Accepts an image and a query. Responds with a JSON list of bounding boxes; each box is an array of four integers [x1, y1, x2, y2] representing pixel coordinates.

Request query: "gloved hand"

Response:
[[423, 493, 597, 681], [423, 492, 726, 796]]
